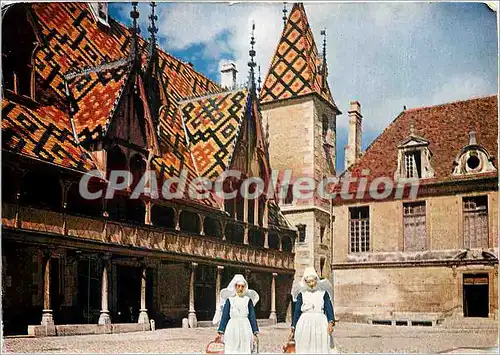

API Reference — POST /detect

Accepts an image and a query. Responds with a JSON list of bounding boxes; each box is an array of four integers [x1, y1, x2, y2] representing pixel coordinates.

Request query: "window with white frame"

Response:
[[463, 196, 488, 249], [404, 151, 422, 178], [403, 201, 427, 251], [349, 206, 370, 253]]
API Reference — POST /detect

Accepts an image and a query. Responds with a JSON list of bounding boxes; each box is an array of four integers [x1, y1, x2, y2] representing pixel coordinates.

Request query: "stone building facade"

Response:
[[1, 2, 297, 336], [332, 96, 498, 324], [260, 3, 341, 281]]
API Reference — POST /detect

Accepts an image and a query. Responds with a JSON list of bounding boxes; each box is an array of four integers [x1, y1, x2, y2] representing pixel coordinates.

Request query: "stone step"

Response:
[[441, 317, 498, 329]]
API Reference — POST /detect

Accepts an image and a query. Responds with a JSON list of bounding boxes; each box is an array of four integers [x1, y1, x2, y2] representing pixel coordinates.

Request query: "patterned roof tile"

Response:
[[180, 89, 249, 180], [260, 3, 337, 109]]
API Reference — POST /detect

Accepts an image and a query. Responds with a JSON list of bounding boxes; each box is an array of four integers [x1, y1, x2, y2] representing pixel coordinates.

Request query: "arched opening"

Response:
[[204, 217, 222, 238], [258, 198, 265, 226], [2, 166, 16, 203], [248, 228, 264, 248], [107, 146, 127, 179], [179, 210, 200, 234], [66, 182, 102, 217], [225, 222, 244, 244], [281, 235, 293, 252], [125, 199, 145, 224], [20, 171, 61, 211], [284, 184, 294, 205], [129, 153, 146, 191], [151, 205, 176, 229], [268, 232, 280, 250], [2, 4, 37, 98]]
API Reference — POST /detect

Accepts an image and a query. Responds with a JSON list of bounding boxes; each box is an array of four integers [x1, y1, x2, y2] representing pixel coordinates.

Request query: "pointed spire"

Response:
[[130, 2, 140, 61], [265, 115, 270, 146], [148, 2, 158, 56], [282, 2, 288, 27], [320, 28, 328, 90], [247, 22, 257, 92]]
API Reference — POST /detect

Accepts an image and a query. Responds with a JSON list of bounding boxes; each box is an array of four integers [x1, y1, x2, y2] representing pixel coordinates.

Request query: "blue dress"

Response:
[[218, 295, 259, 353]]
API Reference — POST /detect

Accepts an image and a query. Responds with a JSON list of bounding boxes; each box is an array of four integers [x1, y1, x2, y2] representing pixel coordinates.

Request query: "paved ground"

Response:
[[3, 322, 498, 353]]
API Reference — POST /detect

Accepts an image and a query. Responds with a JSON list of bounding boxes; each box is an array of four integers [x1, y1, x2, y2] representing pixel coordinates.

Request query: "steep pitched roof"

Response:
[[336, 96, 498, 201], [180, 89, 249, 180], [2, 99, 95, 172], [260, 3, 337, 110], [66, 60, 132, 141]]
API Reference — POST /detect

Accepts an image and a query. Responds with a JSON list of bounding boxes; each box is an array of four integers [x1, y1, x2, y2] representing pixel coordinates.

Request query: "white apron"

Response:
[[224, 295, 254, 354], [295, 290, 329, 354]]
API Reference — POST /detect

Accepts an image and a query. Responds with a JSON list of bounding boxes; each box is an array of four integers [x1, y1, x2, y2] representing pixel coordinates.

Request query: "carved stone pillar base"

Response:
[[188, 311, 197, 328], [98, 311, 111, 325], [269, 311, 277, 324], [41, 309, 54, 326], [138, 309, 149, 324]]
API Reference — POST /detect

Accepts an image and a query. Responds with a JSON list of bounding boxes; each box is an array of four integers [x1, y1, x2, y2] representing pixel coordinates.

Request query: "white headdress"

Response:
[[212, 274, 260, 325], [291, 266, 333, 303]]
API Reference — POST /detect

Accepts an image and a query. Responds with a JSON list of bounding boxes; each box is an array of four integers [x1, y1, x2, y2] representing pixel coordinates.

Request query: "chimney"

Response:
[[220, 62, 237, 89], [344, 101, 363, 170]]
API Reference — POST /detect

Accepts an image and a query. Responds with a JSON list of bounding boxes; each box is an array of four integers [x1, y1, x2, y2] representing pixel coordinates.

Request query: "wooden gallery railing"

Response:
[[1, 204, 295, 271]]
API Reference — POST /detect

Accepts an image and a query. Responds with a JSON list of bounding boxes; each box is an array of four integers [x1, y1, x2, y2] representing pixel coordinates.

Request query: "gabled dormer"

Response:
[[452, 131, 496, 176], [395, 124, 435, 180], [88, 2, 110, 27]]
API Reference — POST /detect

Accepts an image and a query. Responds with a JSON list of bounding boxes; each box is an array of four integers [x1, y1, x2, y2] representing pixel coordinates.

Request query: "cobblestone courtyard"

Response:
[[3, 322, 498, 354]]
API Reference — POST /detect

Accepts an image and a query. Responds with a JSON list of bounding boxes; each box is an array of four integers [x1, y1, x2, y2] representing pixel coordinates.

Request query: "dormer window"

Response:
[[453, 131, 496, 176], [1, 4, 37, 99], [89, 2, 109, 27], [395, 124, 434, 180]]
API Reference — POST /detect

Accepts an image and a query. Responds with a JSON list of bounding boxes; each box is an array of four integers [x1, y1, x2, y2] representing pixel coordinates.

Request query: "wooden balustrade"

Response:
[[2, 203, 294, 271]]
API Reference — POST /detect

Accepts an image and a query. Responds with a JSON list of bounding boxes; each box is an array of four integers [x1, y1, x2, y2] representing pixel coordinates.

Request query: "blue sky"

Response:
[[110, 2, 497, 172]]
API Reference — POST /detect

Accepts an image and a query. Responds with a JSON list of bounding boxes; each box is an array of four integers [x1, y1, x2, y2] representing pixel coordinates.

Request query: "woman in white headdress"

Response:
[[213, 274, 260, 354], [289, 267, 335, 354]]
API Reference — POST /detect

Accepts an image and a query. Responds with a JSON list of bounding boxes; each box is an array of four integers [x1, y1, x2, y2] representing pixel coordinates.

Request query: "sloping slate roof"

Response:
[[67, 60, 132, 141], [2, 99, 95, 171], [260, 3, 337, 109], [335, 96, 498, 201], [268, 201, 293, 230], [180, 89, 249, 180]]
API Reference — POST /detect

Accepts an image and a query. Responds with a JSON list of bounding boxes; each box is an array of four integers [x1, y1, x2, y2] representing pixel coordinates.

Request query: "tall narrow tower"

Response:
[[260, 3, 341, 280]]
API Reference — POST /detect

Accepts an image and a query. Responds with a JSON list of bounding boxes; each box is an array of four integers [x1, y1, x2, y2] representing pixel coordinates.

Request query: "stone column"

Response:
[[215, 266, 224, 309], [174, 209, 181, 231], [254, 198, 259, 226], [221, 220, 227, 241], [279, 235, 283, 251], [144, 201, 153, 225], [264, 230, 269, 249], [98, 258, 111, 324], [188, 262, 198, 328], [269, 273, 277, 324], [198, 214, 205, 236], [138, 266, 149, 324], [243, 198, 249, 245], [41, 256, 54, 326]]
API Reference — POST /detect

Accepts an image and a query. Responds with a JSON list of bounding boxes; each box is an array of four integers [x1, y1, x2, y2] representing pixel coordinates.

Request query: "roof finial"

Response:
[[248, 22, 257, 92], [320, 28, 327, 89], [468, 131, 477, 145], [130, 2, 140, 60], [257, 65, 262, 93], [282, 2, 288, 27], [148, 2, 158, 55]]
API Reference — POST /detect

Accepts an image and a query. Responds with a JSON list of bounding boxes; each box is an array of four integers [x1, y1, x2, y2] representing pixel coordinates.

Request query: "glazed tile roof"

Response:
[[2, 99, 95, 172], [335, 96, 498, 201], [66, 60, 132, 141], [260, 3, 337, 110], [180, 89, 249, 180]]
